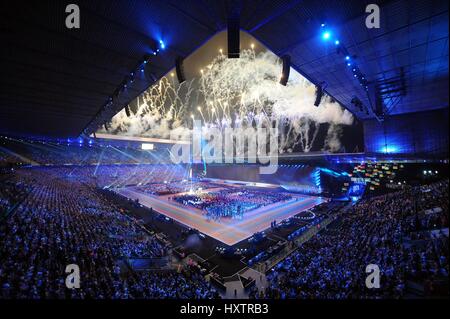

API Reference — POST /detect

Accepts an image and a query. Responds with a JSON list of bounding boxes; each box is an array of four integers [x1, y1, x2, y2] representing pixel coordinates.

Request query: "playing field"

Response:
[[115, 184, 327, 246]]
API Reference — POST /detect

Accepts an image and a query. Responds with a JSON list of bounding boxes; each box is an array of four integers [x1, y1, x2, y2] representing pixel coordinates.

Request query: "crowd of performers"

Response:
[[172, 188, 293, 221]]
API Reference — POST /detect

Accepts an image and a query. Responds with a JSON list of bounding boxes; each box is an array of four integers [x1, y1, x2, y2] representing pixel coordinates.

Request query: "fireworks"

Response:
[[100, 48, 353, 153]]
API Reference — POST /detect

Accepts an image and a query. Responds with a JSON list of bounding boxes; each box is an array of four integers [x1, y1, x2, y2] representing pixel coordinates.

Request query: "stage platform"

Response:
[[115, 184, 327, 246]]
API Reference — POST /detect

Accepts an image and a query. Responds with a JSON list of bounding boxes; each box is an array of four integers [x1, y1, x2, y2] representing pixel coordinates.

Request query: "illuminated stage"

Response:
[[115, 182, 327, 246]]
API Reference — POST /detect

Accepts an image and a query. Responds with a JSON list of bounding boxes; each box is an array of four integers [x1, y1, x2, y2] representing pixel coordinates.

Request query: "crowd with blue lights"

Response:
[[0, 140, 448, 299], [0, 168, 219, 299], [0, 137, 173, 166], [250, 180, 448, 299]]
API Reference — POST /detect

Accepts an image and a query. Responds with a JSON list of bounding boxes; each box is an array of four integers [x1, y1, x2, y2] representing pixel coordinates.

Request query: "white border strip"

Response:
[[92, 133, 191, 145]]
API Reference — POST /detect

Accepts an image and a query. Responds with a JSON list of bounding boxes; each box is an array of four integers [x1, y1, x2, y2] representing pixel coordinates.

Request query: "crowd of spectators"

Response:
[[6, 164, 188, 189], [0, 172, 33, 219], [0, 168, 219, 299], [0, 138, 173, 166], [1, 139, 448, 299], [71, 164, 187, 188], [0, 152, 20, 167], [250, 180, 449, 299]]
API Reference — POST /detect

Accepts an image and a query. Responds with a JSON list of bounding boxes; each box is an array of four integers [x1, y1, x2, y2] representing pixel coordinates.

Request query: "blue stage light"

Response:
[[335, 40, 340, 45], [345, 56, 350, 60], [322, 31, 331, 40], [380, 146, 398, 154], [159, 40, 165, 49]]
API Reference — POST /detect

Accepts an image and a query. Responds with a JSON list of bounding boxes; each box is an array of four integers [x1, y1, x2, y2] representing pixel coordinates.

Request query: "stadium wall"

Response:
[[363, 108, 449, 156]]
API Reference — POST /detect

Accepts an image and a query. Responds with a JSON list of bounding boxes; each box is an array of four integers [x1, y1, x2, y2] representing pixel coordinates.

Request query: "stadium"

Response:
[[0, 0, 448, 305]]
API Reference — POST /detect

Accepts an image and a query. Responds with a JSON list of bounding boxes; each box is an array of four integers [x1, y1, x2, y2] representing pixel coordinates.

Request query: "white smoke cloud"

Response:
[[100, 49, 353, 152], [323, 125, 344, 152]]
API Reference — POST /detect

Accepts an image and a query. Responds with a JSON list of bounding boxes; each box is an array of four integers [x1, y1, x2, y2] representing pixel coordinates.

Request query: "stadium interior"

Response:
[[0, 0, 448, 302]]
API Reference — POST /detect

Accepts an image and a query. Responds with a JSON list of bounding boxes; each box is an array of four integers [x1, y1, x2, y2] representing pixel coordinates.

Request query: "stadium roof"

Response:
[[1, 0, 448, 138]]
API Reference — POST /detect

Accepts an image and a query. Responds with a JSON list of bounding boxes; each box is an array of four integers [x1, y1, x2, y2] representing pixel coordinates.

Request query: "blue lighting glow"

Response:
[[348, 182, 366, 200], [313, 169, 322, 191], [322, 31, 331, 40], [159, 40, 165, 49], [365, 108, 448, 155], [335, 40, 340, 45], [319, 167, 341, 177], [380, 146, 398, 154], [345, 56, 350, 60]]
